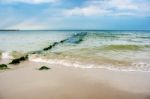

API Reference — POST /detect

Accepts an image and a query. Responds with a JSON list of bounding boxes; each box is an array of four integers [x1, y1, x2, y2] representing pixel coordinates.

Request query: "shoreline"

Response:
[[0, 61, 150, 99], [29, 57, 150, 72], [1, 58, 150, 73]]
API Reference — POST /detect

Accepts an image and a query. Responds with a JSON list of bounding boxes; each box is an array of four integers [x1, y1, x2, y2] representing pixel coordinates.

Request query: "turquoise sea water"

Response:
[[0, 30, 150, 71]]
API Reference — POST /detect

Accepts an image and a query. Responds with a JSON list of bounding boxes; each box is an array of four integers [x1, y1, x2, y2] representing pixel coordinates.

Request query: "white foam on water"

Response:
[[28, 55, 150, 72], [1, 52, 13, 59]]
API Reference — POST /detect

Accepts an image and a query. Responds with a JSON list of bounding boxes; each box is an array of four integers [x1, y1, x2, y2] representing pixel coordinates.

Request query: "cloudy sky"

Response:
[[0, 0, 150, 30]]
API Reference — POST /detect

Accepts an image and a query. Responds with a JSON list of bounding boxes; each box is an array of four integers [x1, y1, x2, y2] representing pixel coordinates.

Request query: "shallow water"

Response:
[[0, 30, 150, 71]]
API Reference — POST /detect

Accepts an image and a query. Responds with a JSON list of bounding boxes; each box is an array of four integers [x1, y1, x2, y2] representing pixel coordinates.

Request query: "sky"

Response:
[[0, 0, 150, 30]]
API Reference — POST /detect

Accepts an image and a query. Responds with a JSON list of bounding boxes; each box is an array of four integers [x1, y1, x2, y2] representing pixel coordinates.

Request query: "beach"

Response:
[[0, 0, 150, 98], [0, 61, 150, 99]]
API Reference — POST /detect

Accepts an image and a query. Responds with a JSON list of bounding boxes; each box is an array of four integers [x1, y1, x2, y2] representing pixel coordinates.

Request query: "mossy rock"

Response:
[[38, 66, 50, 70], [9, 55, 28, 64], [0, 64, 8, 70], [43, 42, 59, 51], [9, 59, 20, 64]]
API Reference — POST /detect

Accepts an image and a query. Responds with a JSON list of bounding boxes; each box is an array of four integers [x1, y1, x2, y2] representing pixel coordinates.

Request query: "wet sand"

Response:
[[0, 61, 150, 99]]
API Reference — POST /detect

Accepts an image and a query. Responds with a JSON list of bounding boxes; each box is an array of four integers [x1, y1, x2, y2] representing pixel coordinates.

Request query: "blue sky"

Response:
[[0, 0, 150, 30]]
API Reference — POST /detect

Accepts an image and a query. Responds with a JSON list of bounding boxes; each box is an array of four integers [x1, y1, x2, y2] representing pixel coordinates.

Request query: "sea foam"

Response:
[[1, 52, 13, 59], [28, 55, 150, 72]]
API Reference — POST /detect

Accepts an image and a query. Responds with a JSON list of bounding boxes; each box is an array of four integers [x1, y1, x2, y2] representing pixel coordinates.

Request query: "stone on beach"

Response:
[[38, 66, 50, 70], [0, 64, 8, 70], [9, 55, 28, 64]]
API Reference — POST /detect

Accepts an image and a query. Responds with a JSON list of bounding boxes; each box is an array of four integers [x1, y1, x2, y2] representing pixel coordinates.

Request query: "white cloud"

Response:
[[0, 0, 59, 4], [64, 6, 110, 16], [63, 0, 150, 17], [108, 0, 138, 10]]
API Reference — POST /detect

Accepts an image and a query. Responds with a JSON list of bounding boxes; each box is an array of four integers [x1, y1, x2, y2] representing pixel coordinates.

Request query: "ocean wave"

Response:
[[0, 51, 25, 59], [99, 44, 150, 51], [1, 52, 13, 59], [28, 54, 150, 72], [0, 31, 150, 72]]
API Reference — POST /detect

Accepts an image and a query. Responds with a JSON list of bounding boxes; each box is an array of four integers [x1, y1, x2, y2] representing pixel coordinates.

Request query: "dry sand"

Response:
[[0, 61, 150, 99]]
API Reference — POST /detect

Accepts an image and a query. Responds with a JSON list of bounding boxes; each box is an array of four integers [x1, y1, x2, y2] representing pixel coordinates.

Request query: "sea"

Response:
[[0, 30, 150, 71]]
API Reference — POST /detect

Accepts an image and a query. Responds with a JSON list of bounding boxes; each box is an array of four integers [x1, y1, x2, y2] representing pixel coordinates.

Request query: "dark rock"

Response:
[[42, 32, 87, 51], [0, 64, 8, 70], [9, 59, 20, 64], [6, 32, 87, 66], [43, 42, 59, 51], [19, 56, 27, 61], [53, 42, 59, 46], [9, 55, 28, 64], [38, 66, 50, 70], [60, 39, 66, 43], [43, 45, 52, 51]]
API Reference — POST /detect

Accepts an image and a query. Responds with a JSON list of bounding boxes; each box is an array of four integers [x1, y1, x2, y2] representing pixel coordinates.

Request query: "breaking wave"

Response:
[[28, 54, 150, 72], [0, 51, 26, 59]]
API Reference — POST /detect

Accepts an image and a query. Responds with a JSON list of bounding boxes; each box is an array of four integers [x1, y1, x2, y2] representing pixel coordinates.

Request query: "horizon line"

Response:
[[0, 29, 150, 31]]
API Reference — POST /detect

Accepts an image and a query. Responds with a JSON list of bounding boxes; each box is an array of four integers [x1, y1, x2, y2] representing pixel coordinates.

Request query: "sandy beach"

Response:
[[0, 0, 150, 98], [0, 61, 150, 99]]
